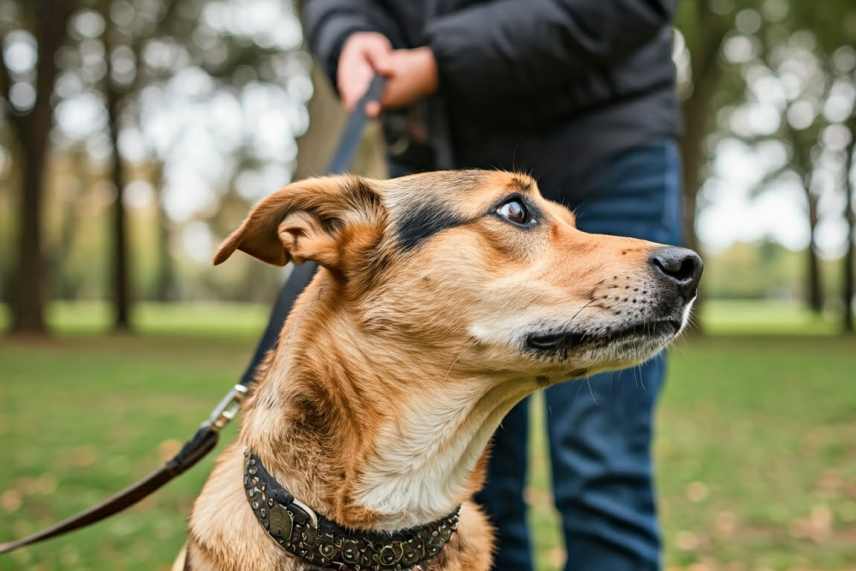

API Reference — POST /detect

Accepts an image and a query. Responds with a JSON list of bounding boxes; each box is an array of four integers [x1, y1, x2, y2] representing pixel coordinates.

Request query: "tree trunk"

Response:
[[843, 120, 855, 334], [791, 124, 825, 316], [12, 144, 48, 333], [153, 163, 177, 302], [7, 1, 77, 334], [53, 183, 84, 300], [806, 191, 824, 315], [104, 23, 132, 331], [678, 41, 725, 334]]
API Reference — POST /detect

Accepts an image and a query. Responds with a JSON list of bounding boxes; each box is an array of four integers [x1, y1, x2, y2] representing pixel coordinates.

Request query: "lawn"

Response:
[[1, 302, 854, 570]]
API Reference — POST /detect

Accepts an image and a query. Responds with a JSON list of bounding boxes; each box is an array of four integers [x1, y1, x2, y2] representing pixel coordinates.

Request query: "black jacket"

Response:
[[304, 0, 680, 204]]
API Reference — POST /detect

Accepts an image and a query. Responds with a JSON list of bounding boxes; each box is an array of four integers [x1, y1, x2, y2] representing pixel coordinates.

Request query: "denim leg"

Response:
[[474, 397, 534, 571], [546, 140, 682, 571], [546, 358, 665, 570]]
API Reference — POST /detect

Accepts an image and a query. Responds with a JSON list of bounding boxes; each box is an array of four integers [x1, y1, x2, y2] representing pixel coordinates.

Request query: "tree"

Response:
[[783, 105, 827, 315], [784, 0, 856, 325], [674, 1, 757, 332], [95, 0, 300, 317], [676, 1, 741, 256], [754, 24, 835, 316], [151, 161, 178, 301], [844, 116, 855, 333], [95, 0, 182, 329], [102, 1, 132, 329], [801, 2, 856, 333], [1, 0, 79, 334], [707, 0, 856, 319]]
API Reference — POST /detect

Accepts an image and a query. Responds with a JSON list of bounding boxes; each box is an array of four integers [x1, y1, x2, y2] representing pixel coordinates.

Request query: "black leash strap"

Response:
[[0, 74, 386, 556]]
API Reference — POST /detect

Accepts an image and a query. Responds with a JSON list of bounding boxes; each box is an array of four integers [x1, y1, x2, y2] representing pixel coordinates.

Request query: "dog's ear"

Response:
[[213, 175, 384, 271]]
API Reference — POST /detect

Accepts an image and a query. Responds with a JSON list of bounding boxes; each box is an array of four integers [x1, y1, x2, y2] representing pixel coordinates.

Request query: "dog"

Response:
[[176, 170, 702, 570]]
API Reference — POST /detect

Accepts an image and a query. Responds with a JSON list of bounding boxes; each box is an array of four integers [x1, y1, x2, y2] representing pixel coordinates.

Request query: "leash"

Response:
[[0, 75, 386, 556]]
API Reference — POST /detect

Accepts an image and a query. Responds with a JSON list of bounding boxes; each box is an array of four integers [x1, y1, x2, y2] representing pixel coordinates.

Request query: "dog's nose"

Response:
[[649, 247, 703, 299]]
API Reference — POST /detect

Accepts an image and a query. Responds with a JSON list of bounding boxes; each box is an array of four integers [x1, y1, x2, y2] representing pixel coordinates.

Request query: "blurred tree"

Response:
[[93, 0, 305, 318], [716, 0, 856, 320], [0, 0, 315, 323], [796, 0, 856, 333], [844, 116, 854, 333], [676, 0, 741, 256], [776, 0, 856, 324], [0, 0, 79, 333], [101, 0, 132, 330], [90, 0, 182, 329], [51, 145, 90, 300], [674, 0, 758, 332], [785, 113, 826, 315], [738, 39, 829, 315], [150, 161, 178, 301]]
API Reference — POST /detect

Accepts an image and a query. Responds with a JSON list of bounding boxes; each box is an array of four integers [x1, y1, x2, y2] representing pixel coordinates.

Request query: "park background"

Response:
[[1, 0, 855, 569]]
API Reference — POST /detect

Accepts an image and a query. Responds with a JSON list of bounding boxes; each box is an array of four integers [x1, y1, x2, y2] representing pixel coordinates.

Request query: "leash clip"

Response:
[[205, 384, 249, 432]]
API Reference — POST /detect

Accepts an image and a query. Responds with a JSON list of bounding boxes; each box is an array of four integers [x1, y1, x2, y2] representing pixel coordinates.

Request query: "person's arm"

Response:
[[425, 0, 676, 104]]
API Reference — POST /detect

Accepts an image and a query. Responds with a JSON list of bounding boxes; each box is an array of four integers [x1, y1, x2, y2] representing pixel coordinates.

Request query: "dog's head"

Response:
[[215, 170, 701, 381]]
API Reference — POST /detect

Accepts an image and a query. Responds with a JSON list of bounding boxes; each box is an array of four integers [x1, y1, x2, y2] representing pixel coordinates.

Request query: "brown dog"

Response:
[[177, 170, 701, 570]]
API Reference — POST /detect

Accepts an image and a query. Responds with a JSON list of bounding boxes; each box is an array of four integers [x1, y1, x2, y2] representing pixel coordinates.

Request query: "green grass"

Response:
[[1, 302, 855, 570], [700, 300, 838, 336]]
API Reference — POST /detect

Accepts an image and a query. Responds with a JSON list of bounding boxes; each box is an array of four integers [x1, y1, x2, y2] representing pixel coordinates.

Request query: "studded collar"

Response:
[[244, 451, 460, 570]]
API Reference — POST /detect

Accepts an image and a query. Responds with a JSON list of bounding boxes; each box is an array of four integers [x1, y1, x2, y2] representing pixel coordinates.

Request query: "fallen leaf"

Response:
[[1, 490, 22, 513], [687, 481, 710, 503], [676, 530, 701, 552]]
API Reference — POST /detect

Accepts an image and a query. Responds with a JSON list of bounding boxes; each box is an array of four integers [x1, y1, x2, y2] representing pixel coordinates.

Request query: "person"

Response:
[[303, 2, 681, 569]]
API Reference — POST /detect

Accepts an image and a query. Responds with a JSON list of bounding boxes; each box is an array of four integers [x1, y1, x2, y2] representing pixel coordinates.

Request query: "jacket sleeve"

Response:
[[426, 0, 675, 103], [302, 0, 402, 88]]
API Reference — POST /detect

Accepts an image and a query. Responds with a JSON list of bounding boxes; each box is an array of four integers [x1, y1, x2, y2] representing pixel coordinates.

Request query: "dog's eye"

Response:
[[496, 199, 535, 227]]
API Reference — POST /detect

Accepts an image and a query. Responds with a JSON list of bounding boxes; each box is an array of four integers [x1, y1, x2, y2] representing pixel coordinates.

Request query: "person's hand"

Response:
[[378, 47, 439, 112], [337, 33, 439, 117], [337, 32, 393, 116]]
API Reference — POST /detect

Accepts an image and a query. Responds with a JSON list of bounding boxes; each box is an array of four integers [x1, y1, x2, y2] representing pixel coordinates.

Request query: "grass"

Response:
[[1, 301, 854, 570], [699, 300, 839, 336]]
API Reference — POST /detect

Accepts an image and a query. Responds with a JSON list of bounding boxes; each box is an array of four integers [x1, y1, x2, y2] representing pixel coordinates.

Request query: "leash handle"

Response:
[[0, 74, 386, 557]]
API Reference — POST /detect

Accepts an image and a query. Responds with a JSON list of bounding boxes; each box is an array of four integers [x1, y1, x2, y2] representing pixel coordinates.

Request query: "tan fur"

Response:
[[181, 170, 695, 570]]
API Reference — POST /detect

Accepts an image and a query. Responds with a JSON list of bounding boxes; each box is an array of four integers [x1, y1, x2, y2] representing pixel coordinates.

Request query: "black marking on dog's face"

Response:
[[396, 199, 466, 251]]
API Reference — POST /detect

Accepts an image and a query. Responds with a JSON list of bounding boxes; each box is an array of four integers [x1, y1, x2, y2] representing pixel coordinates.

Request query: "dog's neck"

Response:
[[239, 277, 537, 532]]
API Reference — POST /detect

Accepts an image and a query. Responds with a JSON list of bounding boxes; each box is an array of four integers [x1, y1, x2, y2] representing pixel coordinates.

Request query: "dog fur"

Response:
[[178, 170, 697, 570]]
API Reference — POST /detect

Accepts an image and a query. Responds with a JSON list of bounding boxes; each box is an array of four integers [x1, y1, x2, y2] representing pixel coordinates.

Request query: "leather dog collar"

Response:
[[244, 451, 460, 570]]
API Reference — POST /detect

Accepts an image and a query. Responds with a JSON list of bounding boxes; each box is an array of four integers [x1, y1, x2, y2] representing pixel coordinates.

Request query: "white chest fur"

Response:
[[353, 379, 534, 530]]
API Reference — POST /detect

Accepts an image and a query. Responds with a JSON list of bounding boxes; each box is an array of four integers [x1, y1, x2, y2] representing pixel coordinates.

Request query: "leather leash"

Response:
[[0, 75, 387, 556]]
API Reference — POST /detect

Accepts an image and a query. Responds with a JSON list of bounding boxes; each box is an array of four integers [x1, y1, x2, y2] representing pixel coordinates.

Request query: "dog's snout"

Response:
[[649, 247, 703, 299]]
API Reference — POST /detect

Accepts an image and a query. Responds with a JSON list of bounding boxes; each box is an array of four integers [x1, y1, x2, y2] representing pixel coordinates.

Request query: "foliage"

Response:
[[0, 0, 313, 331]]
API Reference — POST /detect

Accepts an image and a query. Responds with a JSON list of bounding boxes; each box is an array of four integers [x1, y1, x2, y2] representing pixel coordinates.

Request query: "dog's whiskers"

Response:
[[567, 298, 597, 328]]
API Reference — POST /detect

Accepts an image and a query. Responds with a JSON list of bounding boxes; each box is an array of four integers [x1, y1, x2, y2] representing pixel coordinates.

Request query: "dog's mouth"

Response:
[[524, 319, 681, 356]]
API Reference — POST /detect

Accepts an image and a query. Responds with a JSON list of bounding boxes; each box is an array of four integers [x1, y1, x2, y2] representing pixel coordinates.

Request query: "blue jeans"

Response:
[[474, 141, 683, 571]]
